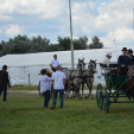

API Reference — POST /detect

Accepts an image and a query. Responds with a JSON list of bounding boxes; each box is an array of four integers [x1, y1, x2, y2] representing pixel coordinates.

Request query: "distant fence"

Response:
[[7, 63, 105, 86]]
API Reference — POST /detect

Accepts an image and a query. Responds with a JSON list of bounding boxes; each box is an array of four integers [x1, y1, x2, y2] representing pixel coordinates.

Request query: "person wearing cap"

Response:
[[103, 52, 112, 67], [118, 47, 131, 76], [102, 52, 112, 74], [50, 54, 60, 72]]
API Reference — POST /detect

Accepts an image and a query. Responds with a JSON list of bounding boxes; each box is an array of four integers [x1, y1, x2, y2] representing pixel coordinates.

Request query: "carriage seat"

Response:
[[100, 63, 119, 76], [100, 63, 119, 68]]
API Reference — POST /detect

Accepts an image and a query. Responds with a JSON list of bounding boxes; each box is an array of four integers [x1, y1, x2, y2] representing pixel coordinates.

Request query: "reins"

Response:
[[68, 70, 94, 79]]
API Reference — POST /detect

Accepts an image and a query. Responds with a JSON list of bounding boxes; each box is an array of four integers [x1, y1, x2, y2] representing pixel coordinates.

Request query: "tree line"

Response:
[[0, 35, 103, 56]]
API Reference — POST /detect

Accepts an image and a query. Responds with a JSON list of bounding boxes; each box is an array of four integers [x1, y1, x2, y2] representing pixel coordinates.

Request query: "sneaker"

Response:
[[44, 108, 49, 110]]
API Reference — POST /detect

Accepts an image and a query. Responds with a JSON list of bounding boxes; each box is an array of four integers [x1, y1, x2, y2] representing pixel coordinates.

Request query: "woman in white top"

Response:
[[40, 69, 51, 110]]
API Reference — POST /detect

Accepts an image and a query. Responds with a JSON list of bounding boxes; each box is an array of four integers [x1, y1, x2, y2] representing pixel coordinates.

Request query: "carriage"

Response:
[[96, 63, 134, 113]]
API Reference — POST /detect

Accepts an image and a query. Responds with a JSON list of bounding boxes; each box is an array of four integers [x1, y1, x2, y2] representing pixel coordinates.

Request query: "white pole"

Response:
[[69, 0, 74, 69]]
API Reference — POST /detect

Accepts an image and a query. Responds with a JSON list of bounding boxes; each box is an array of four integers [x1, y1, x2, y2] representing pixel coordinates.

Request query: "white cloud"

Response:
[[100, 28, 134, 47], [93, 0, 134, 46], [95, 0, 133, 31], [0, 30, 2, 33], [0, 0, 65, 19], [0, 0, 134, 47], [6, 24, 21, 37]]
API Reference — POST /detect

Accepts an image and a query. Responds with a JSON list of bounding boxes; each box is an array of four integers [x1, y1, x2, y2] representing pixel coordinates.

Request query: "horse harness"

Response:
[[69, 70, 94, 80]]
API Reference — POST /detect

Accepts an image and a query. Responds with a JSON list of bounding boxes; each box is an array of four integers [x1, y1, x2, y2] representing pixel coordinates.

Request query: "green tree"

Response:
[[0, 35, 88, 56], [89, 36, 103, 49], [57, 36, 88, 51]]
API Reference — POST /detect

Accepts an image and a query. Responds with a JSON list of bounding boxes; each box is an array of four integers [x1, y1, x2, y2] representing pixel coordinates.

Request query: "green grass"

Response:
[[9, 85, 105, 90], [8, 85, 39, 90], [0, 92, 134, 134]]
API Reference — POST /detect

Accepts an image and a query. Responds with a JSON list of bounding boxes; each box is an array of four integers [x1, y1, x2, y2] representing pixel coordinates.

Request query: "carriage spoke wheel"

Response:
[[103, 91, 109, 113], [96, 84, 103, 110]]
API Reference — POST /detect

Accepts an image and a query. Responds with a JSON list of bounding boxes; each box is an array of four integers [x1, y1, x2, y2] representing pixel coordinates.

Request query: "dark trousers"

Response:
[[119, 68, 128, 76], [43, 90, 50, 108], [53, 89, 64, 108], [0, 86, 7, 101]]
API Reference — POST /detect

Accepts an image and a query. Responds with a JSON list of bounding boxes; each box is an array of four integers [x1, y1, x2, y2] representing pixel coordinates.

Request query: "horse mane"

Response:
[[90, 60, 96, 68], [127, 65, 134, 78]]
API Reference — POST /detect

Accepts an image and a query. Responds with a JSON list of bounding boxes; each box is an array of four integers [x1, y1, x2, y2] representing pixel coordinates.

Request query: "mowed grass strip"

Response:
[[8, 85, 106, 90], [0, 93, 134, 134]]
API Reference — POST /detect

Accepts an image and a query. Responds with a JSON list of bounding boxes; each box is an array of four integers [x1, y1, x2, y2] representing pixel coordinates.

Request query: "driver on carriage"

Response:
[[118, 47, 131, 76], [50, 54, 60, 72], [102, 52, 112, 74]]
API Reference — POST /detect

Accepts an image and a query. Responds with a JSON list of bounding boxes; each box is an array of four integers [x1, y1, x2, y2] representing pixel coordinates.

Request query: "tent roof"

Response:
[[0, 48, 122, 67]]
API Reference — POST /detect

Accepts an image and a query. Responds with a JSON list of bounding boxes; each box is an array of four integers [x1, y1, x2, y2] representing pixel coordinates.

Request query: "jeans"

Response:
[[53, 89, 64, 108], [43, 90, 50, 108], [0, 86, 7, 101]]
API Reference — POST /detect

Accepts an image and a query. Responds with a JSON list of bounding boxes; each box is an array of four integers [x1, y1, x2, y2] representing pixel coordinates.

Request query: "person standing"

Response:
[[50, 54, 60, 72], [40, 69, 51, 110], [51, 65, 66, 109], [0, 65, 11, 101], [118, 47, 131, 76]]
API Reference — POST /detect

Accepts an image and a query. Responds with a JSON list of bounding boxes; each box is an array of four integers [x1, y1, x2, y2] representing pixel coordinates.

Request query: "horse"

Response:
[[82, 60, 96, 99], [63, 58, 85, 99], [127, 65, 134, 100]]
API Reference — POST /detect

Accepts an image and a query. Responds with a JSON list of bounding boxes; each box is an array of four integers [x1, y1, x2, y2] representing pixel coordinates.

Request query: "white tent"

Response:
[[0, 47, 123, 86]]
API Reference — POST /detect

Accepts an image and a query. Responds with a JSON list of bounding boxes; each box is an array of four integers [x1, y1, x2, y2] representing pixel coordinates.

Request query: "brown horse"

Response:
[[127, 65, 134, 100]]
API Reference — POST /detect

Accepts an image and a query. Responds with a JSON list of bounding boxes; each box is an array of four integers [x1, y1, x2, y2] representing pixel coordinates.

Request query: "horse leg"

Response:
[[72, 84, 76, 97], [86, 83, 93, 99], [82, 82, 84, 98], [68, 84, 71, 98], [89, 83, 93, 100], [75, 84, 81, 99]]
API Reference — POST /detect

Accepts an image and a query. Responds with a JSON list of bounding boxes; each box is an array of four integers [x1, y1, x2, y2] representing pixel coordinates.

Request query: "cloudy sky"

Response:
[[0, 0, 134, 47]]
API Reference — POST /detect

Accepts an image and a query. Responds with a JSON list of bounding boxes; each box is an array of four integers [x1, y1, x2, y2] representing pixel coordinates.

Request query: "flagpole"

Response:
[[69, 0, 74, 69]]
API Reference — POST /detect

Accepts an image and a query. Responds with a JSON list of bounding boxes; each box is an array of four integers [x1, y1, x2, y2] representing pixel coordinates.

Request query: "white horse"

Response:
[[63, 58, 85, 99], [82, 60, 96, 99]]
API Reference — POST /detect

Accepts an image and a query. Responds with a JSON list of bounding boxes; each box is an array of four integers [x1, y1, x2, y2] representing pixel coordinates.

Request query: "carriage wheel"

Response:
[[103, 91, 109, 113], [96, 84, 103, 110]]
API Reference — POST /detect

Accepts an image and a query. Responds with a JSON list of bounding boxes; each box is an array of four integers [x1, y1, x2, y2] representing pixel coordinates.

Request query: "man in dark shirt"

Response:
[[127, 49, 134, 65], [118, 47, 131, 76], [0, 65, 11, 101]]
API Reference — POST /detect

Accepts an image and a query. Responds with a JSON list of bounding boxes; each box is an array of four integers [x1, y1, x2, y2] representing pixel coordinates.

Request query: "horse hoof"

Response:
[[90, 96, 94, 100], [85, 95, 89, 99]]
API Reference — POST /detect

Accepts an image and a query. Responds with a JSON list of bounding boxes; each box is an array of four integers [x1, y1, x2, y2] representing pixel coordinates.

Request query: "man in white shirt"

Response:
[[102, 52, 112, 74], [103, 52, 112, 67], [50, 54, 60, 72], [51, 65, 66, 109]]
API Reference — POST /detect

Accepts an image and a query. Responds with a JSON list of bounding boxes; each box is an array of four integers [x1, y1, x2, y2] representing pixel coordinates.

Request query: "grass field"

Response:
[[8, 85, 106, 90], [0, 91, 134, 134]]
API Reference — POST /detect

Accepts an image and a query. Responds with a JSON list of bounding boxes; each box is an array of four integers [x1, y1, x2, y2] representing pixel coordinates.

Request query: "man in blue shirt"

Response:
[[118, 47, 131, 76]]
